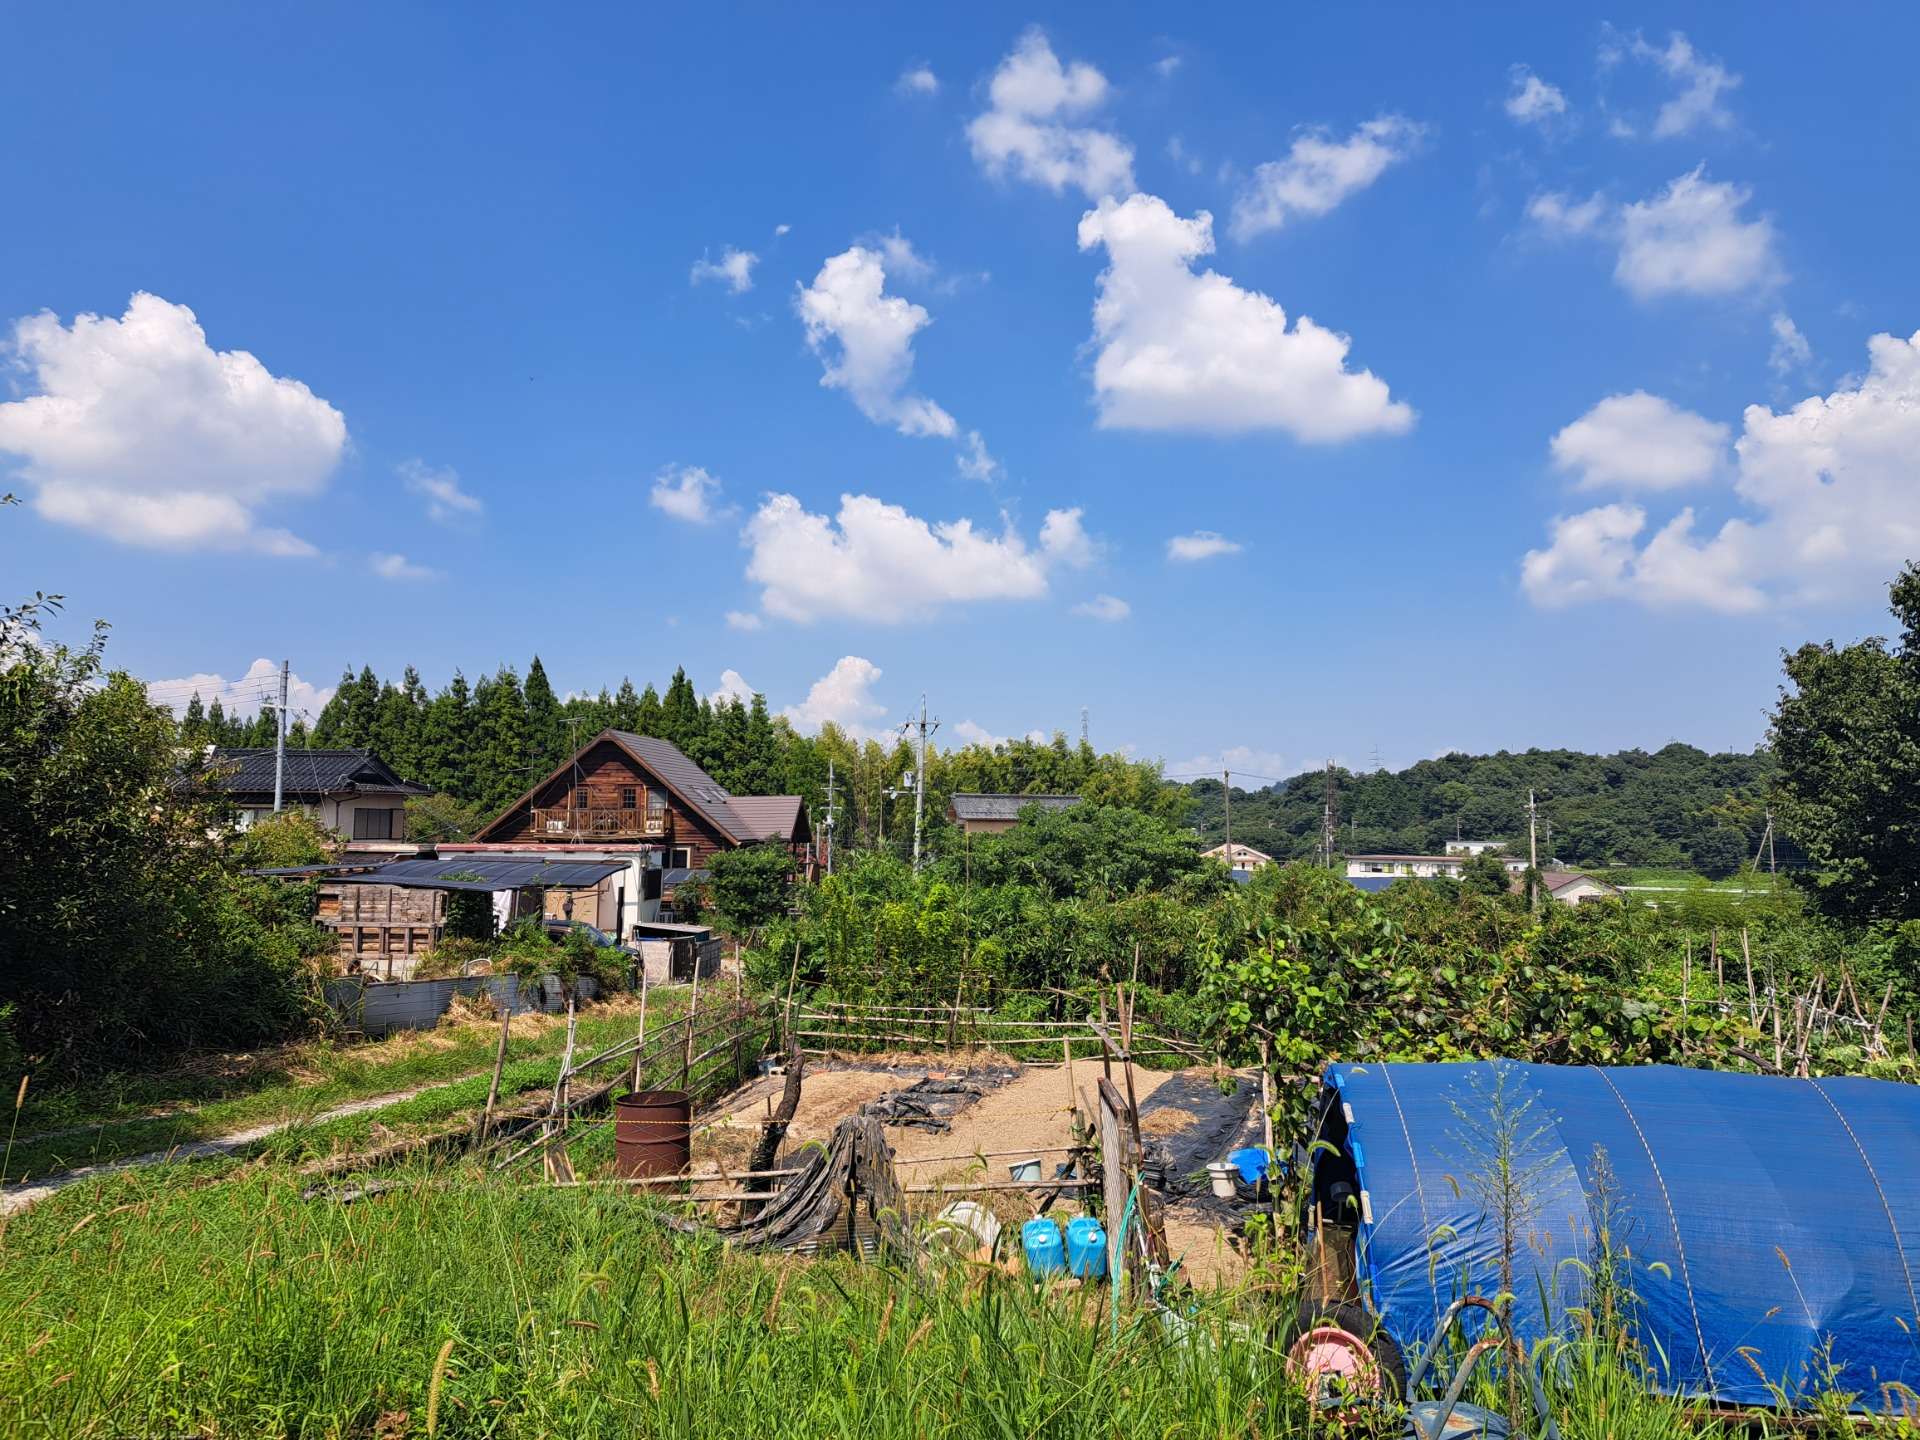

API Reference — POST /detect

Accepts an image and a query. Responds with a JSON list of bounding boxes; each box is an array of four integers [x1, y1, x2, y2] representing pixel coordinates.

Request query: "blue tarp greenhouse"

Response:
[[1316, 1061, 1920, 1410]]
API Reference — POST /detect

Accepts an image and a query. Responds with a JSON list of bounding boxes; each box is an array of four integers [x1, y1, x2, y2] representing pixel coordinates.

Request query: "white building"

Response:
[[1204, 841, 1275, 872], [1346, 852, 1530, 880]]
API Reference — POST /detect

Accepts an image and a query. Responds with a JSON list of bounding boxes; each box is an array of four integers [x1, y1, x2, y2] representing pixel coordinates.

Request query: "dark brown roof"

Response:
[[473, 729, 804, 848], [727, 794, 809, 844], [606, 731, 745, 839]]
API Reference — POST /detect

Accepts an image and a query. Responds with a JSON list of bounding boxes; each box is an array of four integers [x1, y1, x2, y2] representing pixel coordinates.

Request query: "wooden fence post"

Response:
[[479, 1000, 512, 1136]]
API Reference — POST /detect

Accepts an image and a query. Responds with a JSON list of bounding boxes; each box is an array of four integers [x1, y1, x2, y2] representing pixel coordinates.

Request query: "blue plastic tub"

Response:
[[1228, 1147, 1271, 1186], [1021, 1217, 1065, 1276], [1065, 1215, 1107, 1278]]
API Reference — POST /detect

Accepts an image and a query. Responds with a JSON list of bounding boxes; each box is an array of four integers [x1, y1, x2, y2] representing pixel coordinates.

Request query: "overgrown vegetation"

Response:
[[0, 623, 334, 1072]]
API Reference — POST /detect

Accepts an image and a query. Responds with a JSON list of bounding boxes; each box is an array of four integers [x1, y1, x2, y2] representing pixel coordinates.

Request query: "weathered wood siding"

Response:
[[479, 738, 736, 862]]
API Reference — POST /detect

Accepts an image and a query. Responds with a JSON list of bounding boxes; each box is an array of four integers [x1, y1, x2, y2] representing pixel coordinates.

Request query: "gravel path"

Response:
[[0, 1081, 457, 1217]]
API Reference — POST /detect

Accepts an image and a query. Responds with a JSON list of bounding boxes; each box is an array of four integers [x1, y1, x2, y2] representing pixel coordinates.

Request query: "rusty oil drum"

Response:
[[614, 1089, 692, 1178]]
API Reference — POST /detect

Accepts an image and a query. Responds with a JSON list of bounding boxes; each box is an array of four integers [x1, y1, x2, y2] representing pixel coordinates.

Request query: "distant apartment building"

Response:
[[1346, 852, 1530, 881]]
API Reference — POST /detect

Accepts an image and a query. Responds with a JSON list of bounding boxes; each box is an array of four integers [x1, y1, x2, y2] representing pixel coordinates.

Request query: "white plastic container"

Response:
[[1008, 1158, 1043, 1183], [934, 1200, 1002, 1252], [1207, 1161, 1240, 1199]]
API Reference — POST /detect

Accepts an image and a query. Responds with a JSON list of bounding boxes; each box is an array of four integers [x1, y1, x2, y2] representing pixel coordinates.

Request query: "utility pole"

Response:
[[823, 758, 838, 875], [910, 693, 938, 871], [272, 658, 290, 812], [1321, 761, 1338, 869], [1527, 789, 1540, 915], [1222, 771, 1232, 863], [1081, 706, 1089, 747]]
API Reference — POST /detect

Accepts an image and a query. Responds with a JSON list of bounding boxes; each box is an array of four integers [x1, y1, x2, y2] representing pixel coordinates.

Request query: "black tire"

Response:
[[1284, 1299, 1408, 1401]]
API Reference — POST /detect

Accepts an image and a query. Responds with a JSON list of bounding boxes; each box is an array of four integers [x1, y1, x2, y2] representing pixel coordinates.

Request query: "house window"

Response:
[[669, 846, 691, 869], [620, 786, 638, 810], [646, 791, 668, 833], [352, 807, 397, 841], [575, 786, 592, 812]]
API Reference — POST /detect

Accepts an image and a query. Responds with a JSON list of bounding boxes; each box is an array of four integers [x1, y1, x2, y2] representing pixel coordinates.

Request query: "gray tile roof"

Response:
[[946, 792, 1082, 822], [202, 747, 427, 800]]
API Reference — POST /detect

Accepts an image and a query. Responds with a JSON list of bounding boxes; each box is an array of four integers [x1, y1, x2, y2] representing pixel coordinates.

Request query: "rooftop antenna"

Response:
[[1080, 706, 1089, 747]]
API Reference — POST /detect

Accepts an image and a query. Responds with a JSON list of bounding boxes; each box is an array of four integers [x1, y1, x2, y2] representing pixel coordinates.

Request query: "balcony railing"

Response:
[[529, 806, 668, 838]]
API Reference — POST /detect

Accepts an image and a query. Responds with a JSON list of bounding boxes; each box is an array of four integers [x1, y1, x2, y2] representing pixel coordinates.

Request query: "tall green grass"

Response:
[[2, 1166, 1304, 1439]]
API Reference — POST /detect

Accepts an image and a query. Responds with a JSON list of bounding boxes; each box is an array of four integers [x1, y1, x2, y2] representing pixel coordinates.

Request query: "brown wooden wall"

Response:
[[481, 739, 736, 863]]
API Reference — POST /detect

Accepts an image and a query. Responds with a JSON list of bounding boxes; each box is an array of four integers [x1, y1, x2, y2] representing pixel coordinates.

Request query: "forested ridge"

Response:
[[1185, 744, 1784, 876], [174, 657, 1789, 873]]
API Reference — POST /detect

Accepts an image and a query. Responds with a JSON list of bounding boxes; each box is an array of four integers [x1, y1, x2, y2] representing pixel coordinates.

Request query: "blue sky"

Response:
[[3, 4, 1917, 779]]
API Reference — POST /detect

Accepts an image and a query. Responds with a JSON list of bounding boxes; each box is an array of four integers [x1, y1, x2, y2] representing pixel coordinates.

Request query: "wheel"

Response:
[[1283, 1299, 1407, 1405]]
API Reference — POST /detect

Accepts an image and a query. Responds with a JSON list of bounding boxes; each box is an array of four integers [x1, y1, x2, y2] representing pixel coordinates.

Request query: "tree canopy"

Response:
[[1769, 563, 1920, 923]]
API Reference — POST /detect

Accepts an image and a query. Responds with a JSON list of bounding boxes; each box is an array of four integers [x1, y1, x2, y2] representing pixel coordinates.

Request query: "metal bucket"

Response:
[[614, 1089, 692, 1179]]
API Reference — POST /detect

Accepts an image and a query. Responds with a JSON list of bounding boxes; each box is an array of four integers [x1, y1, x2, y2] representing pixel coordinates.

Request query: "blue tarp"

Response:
[[1321, 1061, 1920, 1409]]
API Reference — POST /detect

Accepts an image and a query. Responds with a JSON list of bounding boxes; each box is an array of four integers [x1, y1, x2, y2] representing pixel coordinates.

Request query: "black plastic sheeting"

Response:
[[860, 1069, 1018, 1132], [1137, 1071, 1264, 1198]]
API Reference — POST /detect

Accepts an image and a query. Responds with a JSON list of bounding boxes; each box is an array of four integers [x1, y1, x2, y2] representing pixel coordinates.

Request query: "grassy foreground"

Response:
[[5, 994, 682, 1182], [3, 1163, 1305, 1439]]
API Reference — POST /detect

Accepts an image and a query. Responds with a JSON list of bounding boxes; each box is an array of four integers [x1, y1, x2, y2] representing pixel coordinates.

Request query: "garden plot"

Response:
[[697, 1053, 1263, 1287]]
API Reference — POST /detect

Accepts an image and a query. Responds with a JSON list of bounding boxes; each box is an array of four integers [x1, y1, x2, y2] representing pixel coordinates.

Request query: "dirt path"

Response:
[[0, 1081, 461, 1217]]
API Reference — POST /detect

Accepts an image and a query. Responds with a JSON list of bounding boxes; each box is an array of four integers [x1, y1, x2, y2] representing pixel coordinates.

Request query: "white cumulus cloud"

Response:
[[398, 458, 483, 523], [369, 551, 439, 581], [1522, 330, 1920, 612], [1072, 593, 1131, 621], [967, 29, 1135, 201], [1077, 192, 1413, 441], [1527, 169, 1781, 301], [741, 492, 1093, 625], [724, 610, 764, 632], [690, 246, 758, 294], [1616, 168, 1780, 299], [649, 464, 729, 524], [797, 245, 956, 440], [0, 292, 346, 554], [1610, 29, 1740, 139], [710, 668, 755, 706], [1229, 115, 1423, 240], [781, 655, 890, 738], [1550, 392, 1728, 491], [1505, 68, 1568, 127], [146, 658, 335, 724], [896, 63, 939, 97], [1167, 530, 1244, 562], [1769, 312, 1813, 382]]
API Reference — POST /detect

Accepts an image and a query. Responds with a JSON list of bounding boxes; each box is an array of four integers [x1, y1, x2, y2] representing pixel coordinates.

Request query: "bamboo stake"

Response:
[[479, 999, 513, 1136], [1742, 928, 1759, 1029], [1680, 937, 1691, 1057], [1712, 926, 1723, 1007], [683, 957, 701, 1090], [544, 1000, 578, 1183], [629, 964, 650, 1093]]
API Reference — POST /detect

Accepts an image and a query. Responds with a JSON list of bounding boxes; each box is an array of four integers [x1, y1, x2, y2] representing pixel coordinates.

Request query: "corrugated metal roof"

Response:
[[199, 747, 428, 799], [946, 792, 1082, 822], [329, 857, 628, 891]]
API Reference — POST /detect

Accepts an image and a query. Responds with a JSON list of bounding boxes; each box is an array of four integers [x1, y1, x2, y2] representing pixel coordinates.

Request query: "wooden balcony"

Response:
[[530, 806, 668, 838]]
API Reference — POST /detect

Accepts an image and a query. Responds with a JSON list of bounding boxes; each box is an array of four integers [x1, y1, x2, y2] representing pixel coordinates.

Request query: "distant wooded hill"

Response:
[[1185, 745, 1785, 877]]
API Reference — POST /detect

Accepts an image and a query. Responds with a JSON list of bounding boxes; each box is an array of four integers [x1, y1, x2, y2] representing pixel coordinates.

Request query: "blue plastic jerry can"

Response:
[[1065, 1216, 1108, 1278], [1021, 1217, 1065, 1276]]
